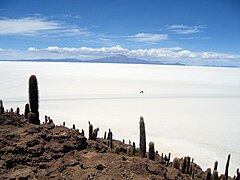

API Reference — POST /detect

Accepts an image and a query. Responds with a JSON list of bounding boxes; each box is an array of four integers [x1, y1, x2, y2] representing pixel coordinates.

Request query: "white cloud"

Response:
[[127, 33, 168, 42], [42, 45, 129, 54], [0, 17, 89, 36], [28, 47, 38, 52], [0, 48, 19, 52], [1, 45, 240, 67], [25, 45, 240, 60], [168, 25, 201, 34]]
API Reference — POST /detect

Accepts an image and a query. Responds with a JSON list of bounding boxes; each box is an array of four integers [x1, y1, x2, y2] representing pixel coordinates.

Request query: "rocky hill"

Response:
[[0, 112, 236, 179]]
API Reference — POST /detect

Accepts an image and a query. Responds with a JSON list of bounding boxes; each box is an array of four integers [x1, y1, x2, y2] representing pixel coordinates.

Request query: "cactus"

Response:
[[139, 116, 146, 158], [186, 156, 190, 174], [236, 168, 240, 180], [225, 154, 231, 180], [212, 170, 218, 180], [1, 106, 4, 114], [214, 161, 218, 171], [88, 121, 93, 140], [107, 129, 111, 140], [28, 75, 40, 125], [28, 112, 38, 124], [73, 124, 75, 129], [108, 130, 113, 149], [192, 169, 195, 179], [104, 131, 106, 139], [24, 103, 30, 119], [167, 153, 171, 166], [182, 157, 187, 173], [81, 129, 85, 136], [148, 141, 155, 161], [10, 108, 13, 113], [206, 168, 211, 180], [122, 139, 125, 144], [0, 100, 4, 114], [16, 107, 20, 116], [132, 142, 136, 155], [190, 165, 193, 175], [63, 122, 65, 126], [92, 128, 99, 140], [173, 157, 180, 170]]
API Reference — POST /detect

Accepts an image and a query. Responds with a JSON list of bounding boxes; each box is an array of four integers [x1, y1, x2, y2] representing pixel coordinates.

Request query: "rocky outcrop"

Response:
[[0, 113, 235, 179]]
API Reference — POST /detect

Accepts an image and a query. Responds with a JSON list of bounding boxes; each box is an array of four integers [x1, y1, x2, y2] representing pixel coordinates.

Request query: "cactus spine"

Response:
[[148, 141, 155, 161], [28, 75, 40, 125], [225, 154, 231, 180], [139, 116, 146, 158]]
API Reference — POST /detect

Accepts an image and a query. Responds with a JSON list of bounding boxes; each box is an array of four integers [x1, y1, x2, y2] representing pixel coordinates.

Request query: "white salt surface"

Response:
[[1, 61, 240, 175]]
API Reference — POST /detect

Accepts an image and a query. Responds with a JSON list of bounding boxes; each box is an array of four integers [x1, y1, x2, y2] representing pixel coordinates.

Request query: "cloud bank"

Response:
[[0, 45, 239, 67]]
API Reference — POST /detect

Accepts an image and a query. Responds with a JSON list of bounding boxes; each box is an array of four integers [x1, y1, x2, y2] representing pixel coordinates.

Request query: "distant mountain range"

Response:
[[0, 54, 186, 66], [0, 54, 238, 68]]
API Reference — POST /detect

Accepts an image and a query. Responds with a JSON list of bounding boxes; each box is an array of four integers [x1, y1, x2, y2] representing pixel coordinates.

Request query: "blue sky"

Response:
[[0, 0, 240, 66]]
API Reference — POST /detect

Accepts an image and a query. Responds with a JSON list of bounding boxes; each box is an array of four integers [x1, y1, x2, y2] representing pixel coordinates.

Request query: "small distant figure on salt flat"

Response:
[[140, 91, 144, 94]]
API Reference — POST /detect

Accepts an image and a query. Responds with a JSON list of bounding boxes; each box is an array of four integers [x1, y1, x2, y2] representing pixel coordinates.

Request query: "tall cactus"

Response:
[[186, 156, 190, 174], [148, 141, 155, 161], [0, 100, 4, 114], [132, 142, 136, 155], [16, 107, 20, 116], [214, 161, 218, 171], [88, 121, 93, 140], [108, 129, 113, 149], [225, 154, 231, 180], [139, 116, 146, 158], [236, 168, 239, 180], [24, 103, 30, 119], [28, 75, 40, 125], [182, 157, 187, 173]]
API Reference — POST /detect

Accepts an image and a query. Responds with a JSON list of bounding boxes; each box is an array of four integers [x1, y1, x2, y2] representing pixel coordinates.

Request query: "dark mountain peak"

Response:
[[113, 54, 128, 58]]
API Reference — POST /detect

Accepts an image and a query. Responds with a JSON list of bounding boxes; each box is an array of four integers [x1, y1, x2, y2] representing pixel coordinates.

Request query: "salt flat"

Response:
[[1, 61, 240, 175]]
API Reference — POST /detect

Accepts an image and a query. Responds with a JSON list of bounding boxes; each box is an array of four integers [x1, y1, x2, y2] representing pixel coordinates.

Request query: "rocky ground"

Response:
[[0, 112, 235, 179]]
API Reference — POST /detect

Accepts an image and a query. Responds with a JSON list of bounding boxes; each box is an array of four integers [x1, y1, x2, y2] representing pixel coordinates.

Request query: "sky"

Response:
[[0, 0, 240, 66]]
